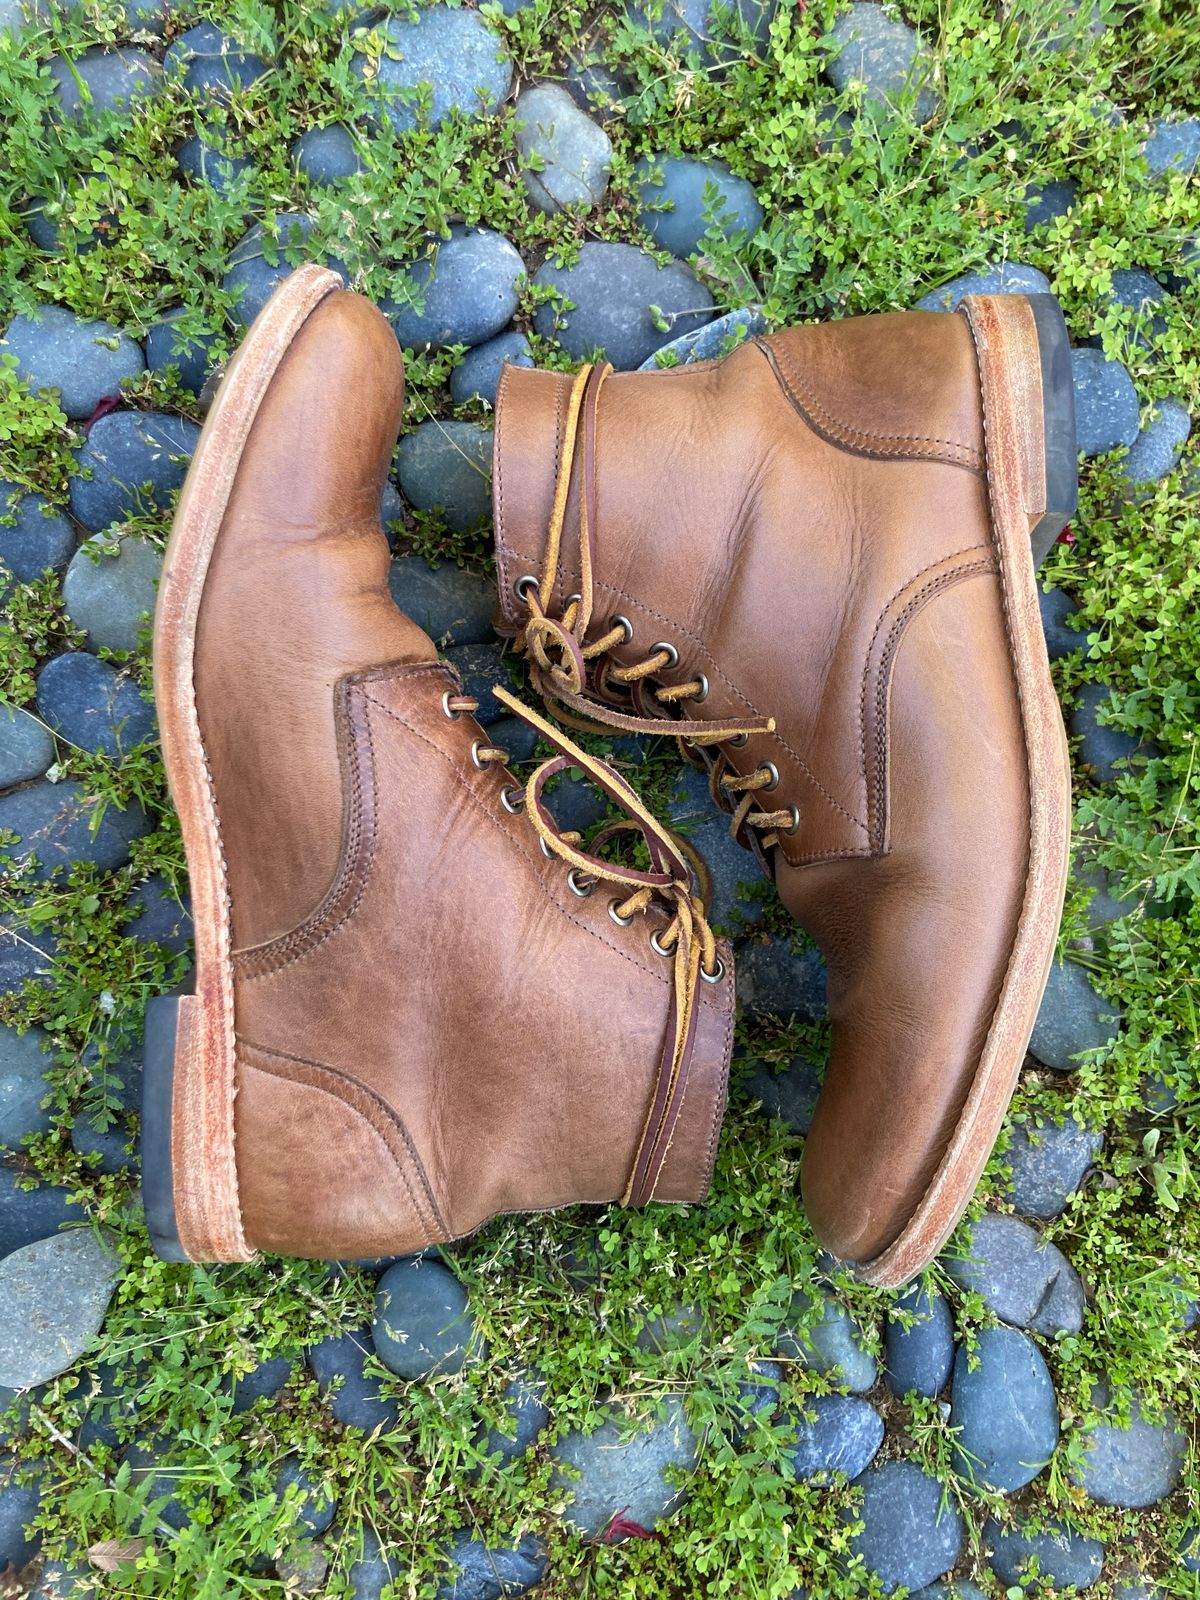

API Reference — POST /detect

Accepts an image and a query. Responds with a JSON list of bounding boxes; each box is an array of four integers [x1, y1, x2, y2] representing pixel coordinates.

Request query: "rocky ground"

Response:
[[0, 0, 1198, 1596]]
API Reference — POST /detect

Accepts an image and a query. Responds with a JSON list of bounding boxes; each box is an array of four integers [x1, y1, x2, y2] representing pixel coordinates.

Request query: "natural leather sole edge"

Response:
[[145, 263, 345, 1264], [856, 292, 1076, 1289]]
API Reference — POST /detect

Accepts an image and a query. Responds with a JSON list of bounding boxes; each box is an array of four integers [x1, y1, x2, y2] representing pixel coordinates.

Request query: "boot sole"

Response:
[[857, 293, 1076, 1289], [143, 264, 346, 1263]]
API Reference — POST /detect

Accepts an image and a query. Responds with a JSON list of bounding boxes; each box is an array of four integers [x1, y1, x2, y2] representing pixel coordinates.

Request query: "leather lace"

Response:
[[511, 363, 796, 850], [446, 683, 724, 1206]]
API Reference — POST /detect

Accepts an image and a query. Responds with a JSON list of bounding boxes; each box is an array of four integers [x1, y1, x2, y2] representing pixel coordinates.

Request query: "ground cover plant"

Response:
[[0, 0, 1199, 1595]]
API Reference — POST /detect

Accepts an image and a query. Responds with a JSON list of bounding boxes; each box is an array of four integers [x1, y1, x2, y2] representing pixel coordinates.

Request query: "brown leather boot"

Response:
[[142, 266, 734, 1264], [491, 296, 1077, 1287]]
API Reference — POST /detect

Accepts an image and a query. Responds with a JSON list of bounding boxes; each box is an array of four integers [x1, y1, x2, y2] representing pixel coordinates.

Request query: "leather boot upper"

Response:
[[192, 290, 734, 1259], [491, 310, 1045, 1267]]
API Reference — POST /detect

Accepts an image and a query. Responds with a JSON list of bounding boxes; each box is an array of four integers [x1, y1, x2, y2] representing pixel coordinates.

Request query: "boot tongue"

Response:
[[492, 363, 577, 629]]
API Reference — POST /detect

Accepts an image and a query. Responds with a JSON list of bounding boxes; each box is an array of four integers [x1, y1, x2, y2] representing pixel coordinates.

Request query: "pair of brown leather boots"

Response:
[[143, 265, 1075, 1289]]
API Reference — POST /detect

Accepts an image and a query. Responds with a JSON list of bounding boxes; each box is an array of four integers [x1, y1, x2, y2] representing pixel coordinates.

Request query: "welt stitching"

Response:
[[758, 339, 985, 466], [241, 1042, 442, 1242], [358, 684, 728, 1006], [494, 535, 868, 835], [236, 687, 378, 979], [868, 559, 996, 843]]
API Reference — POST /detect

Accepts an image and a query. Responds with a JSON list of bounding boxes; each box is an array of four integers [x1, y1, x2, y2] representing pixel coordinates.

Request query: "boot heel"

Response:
[[959, 292, 1079, 568], [141, 993, 190, 1262]]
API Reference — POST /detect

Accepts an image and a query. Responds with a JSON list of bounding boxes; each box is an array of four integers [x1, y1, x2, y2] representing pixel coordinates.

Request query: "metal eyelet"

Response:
[[568, 868, 596, 897], [441, 689, 462, 720], [610, 614, 634, 644], [780, 804, 801, 835], [608, 898, 634, 926], [760, 761, 780, 792], [501, 785, 525, 813], [692, 672, 710, 702], [565, 592, 582, 609], [515, 574, 539, 601], [650, 930, 674, 959], [729, 731, 749, 748], [540, 838, 554, 859], [700, 957, 725, 985], [470, 740, 488, 770], [650, 640, 679, 669]]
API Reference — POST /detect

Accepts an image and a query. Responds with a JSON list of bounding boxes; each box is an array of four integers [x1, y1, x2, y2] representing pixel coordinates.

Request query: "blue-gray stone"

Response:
[[123, 1431, 201, 1529], [395, 421, 493, 534], [1143, 118, 1200, 179], [177, 133, 256, 196], [0, 1023, 52, 1150], [0, 705, 54, 789], [164, 21, 271, 100], [475, 1372, 549, 1468], [1178, 1525, 1200, 1574], [307, 1327, 400, 1433], [564, 52, 627, 121], [347, 1526, 404, 1599], [0, 1166, 86, 1258], [634, 153, 762, 257], [1100, 267, 1169, 350], [545, 769, 607, 837], [0, 1471, 41, 1569], [24, 192, 118, 255], [1023, 178, 1078, 231], [75, 1357, 141, 1451], [63, 533, 163, 653], [450, 330, 533, 407], [383, 226, 525, 351], [845, 1460, 965, 1594], [911, 1586, 989, 1600], [916, 263, 1052, 312], [3, 305, 144, 420], [639, 305, 766, 369], [635, 1301, 706, 1354], [442, 642, 513, 727], [784, 1394, 883, 1484], [27, 1559, 100, 1598], [1070, 348, 1139, 457], [1070, 1389, 1186, 1509], [0, 0, 47, 31], [223, 1349, 295, 1413], [292, 124, 362, 185], [1000, 0, 1106, 56], [0, 910, 58, 996], [1070, 682, 1154, 784], [516, 83, 612, 213], [666, 763, 766, 932], [482, 715, 538, 767], [72, 1107, 134, 1174], [1039, 587, 1083, 659], [0, 779, 149, 882], [627, 0, 777, 68], [0, 486, 75, 582], [274, 1542, 328, 1592], [550, 1392, 698, 1537], [144, 310, 220, 396], [884, 1281, 954, 1399], [354, 7, 512, 135], [1076, 860, 1135, 929], [943, 1213, 1085, 1336], [985, 1515, 1104, 1592], [387, 557, 495, 646], [732, 1359, 782, 1439], [372, 1256, 478, 1379], [0, 1229, 121, 1388], [1120, 397, 1190, 488], [743, 1052, 823, 1136], [1030, 955, 1122, 1070], [437, 1531, 546, 1600], [825, 2, 939, 123], [36, 653, 155, 758], [1003, 1116, 1102, 1219], [125, 874, 193, 953], [949, 1325, 1059, 1493], [736, 935, 827, 1021], [70, 414, 199, 534], [224, 215, 347, 326], [776, 1292, 877, 1392], [533, 242, 714, 370], [274, 1457, 335, 1536], [47, 47, 160, 120]]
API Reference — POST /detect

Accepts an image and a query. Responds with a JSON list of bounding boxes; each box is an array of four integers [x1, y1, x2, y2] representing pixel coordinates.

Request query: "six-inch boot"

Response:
[[142, 266, 734, 1263], [490, 295, 1077, 1286]]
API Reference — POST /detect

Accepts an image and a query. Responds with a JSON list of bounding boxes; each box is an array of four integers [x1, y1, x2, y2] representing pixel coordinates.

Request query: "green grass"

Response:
[[1, 0, 1199, 1595]]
